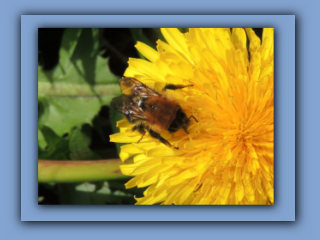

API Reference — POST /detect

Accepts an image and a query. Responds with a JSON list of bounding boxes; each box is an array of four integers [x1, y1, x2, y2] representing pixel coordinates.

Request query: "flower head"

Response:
[[110, 28, 274, 205]]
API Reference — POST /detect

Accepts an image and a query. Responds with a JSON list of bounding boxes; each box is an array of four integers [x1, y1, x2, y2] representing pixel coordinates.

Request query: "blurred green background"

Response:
[[37, 28, 168, 204]]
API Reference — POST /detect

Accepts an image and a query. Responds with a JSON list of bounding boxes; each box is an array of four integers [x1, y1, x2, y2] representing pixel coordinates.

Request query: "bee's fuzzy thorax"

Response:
[[111, 77, 193, 149]]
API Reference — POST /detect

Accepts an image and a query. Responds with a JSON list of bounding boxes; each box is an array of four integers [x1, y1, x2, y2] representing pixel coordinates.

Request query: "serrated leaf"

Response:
[[59, 28, 82, 69], [40, 95, 101, 136], [38, 97, 50, 129], [38, 126, 70, 160], [38, 28, 121, 136], [69, 125, 101, 160], [38, 129, 46, 150]]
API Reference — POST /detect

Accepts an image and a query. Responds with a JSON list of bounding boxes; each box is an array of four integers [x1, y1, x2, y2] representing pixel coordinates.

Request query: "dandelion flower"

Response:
[[110, 28, 274, 205]]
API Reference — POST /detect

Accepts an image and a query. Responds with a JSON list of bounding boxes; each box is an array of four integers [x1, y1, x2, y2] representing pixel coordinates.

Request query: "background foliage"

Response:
[[38, 28, 163, 204]]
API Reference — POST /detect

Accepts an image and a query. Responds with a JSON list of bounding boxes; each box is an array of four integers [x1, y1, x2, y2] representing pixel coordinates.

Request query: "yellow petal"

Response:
[[161, 28, 190, 61], [235, 181, 244, 202], [219, 182, 232, 204], [116, 119, 131, 128], [119, 152, 130, 162], [174, 180, 197, 205], [127, 58, 165, 81], [244, 181, 255, 203], [232, 28, 247, 51], [110, 133, 141, 143], [245, 28, 261, 52], [146, 146, 180, 157], [135, 41, 159, 62]]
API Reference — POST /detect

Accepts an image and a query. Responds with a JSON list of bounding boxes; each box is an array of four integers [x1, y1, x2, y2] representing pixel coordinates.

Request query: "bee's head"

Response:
[[167, 107, 190, 133]]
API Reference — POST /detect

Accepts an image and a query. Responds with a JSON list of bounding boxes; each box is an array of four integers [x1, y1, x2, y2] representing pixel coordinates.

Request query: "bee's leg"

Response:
[[132, 124, 146, 143], [183, 126, 189, 134], [147, 128, 179, 150], [188, 115, 198, 122], [137, 131, 146, 143], [162, 84, 193, 92], [182, 115, 198, 134]]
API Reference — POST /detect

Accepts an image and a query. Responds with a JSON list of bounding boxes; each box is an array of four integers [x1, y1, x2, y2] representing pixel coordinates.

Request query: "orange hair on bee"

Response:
[[144, 96, 179, 130], [111, 77, 196, 149]]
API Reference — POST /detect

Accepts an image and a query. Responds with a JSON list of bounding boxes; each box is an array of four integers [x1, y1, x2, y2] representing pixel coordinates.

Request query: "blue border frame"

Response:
[[22, 15, 295, 221]]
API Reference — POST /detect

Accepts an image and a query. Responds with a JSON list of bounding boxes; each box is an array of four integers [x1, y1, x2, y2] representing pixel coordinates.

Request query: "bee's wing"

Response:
[[120, 77, 161, 98], [111, 95, 148, 123], [110, 95, 127, 113]]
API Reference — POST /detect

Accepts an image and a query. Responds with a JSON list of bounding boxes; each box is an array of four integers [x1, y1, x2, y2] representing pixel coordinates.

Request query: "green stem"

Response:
[[38, 159, 128, 183]]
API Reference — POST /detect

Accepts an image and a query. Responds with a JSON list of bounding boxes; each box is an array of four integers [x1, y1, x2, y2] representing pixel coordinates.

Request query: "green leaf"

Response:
[[38, 92, 102, 136], [130, 28, 155, 48], [107, 179, 146, 197], [109, 107, 126, 155], [38, 28, 121, 136], [38, 129, 46, 150], [129, 28, 154, 60], [152, 28, 166, 43], [59, 181, 135, 204], [38, 126, 70, 160], [178, 28, 189, 34], [69, 125, 101, 160], [38, 97, 50, 129], [75, 182, 96, 192]]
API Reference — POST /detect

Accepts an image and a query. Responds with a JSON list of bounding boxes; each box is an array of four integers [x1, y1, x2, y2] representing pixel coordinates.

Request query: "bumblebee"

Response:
[[111, 77, 197, 149]]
